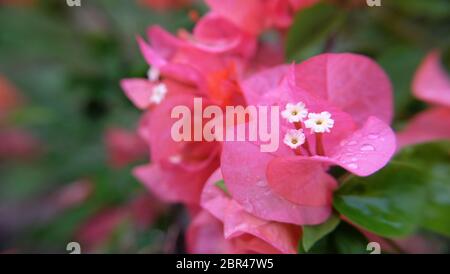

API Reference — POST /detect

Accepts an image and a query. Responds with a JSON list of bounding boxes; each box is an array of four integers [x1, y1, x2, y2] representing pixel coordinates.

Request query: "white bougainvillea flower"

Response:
[[304, 111, 334, 133], [221, 54, 396, 226], [283, 129, 305, 149], [281, 102, 308, 123]]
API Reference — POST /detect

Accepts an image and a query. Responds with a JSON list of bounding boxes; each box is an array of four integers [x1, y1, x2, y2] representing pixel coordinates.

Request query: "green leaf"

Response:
[[332, 222, 369, 254], [397, 142, 450, 237], [301, 222, 368, 254], [387, 0, 450, 20], [215, 180, 230, 195], [301, 213, 340, 252], [334, 142, 450, 239], [333, 162, 428, 237], [285, 2, 346, 61]]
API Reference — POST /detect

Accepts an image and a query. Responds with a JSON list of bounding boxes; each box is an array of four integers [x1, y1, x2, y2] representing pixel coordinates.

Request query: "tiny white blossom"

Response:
[[147, 67, 160, 82], [281, 102, 308, 123], [283, 129, 306, 149], [304, 111, 334, 133], [150, 83, 168, 104]]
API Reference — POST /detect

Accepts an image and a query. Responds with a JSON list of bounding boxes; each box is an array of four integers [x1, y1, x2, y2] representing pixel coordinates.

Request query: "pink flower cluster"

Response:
[[120, 0, 447, 253]]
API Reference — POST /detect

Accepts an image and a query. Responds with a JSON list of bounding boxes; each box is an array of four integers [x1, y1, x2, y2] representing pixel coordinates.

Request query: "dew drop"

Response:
[[348, 163, 358, 169], [361, 144, 375, 152], [368, 134, 378, 140], [347, 141, 358, 146]]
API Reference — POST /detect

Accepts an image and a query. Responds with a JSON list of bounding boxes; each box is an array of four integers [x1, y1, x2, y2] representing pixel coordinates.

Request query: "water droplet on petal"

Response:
[[361, 144, 375, 152], [368, 134, 378, 140], [347, 141, 358, 146], [348, 163, 358, 169], [351, 157, 357, 162]]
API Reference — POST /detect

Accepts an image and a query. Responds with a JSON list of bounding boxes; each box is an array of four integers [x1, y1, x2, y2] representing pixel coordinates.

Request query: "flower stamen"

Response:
[[315, 133, 325, 156]]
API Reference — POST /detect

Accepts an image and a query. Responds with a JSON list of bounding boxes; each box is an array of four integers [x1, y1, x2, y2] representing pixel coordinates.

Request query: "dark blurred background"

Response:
[[0, 0, 203, 253]]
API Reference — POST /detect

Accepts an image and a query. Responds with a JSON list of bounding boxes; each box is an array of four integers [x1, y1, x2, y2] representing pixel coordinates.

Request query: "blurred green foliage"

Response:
[[0, 0, 198, 253]]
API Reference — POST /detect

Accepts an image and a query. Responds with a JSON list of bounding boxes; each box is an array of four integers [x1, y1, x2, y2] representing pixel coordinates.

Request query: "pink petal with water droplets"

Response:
[[200, 169, 301, 254], [223, 200, 301, 254], [317, 116, 396, 176], [266, 157, 337, 206], [221, 139, 334, 225], [413, 50, 450, 107], [244, 64, 357, 152], [201, 169, 230, 221], [294, 53, 393, 126], [120, 78, 154, 110], [397, 107, 450, 149]]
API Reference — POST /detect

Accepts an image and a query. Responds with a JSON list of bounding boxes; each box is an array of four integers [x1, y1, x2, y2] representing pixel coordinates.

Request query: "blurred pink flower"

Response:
[[221, 53, 395, 225], [205, 0, 319, 35], [76, 194, 166, 252], [362, 231, 442, 254], [187, 169, 300, 254], [0, 76, 22, 124], [105, 127, 148, 168], [121, 13, 283, 206], [397, 50, 450, 148], [0, 129, 40, 161], [0, 76, 40, 161], [77, 208, 127, 251], [51, 180, 93, 210]]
